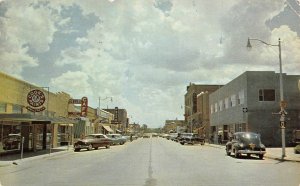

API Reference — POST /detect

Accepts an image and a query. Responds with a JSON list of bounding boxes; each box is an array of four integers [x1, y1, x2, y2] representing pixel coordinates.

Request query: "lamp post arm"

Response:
[[248, 38, 279, 47]]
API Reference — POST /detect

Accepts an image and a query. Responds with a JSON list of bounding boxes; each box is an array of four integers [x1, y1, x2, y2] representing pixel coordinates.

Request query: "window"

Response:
[[214, 103, 218, 112], [12, 104, 22, 113], [219, 100, 223, 111], [238, 90, 244, 105], [231, 95, 236, 107], [259, 89, 275, 101], [0, 103, 6, 113], [225, 98, 229, 109]]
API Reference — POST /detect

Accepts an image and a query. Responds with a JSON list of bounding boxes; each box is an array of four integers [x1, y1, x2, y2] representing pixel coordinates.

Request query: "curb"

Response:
[[0, 148, 73, 167], [264, 155, 300, 163], [206, 144, 300, 162]]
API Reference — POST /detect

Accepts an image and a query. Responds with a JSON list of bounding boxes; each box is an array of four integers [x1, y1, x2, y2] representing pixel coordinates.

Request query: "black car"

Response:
[[179, 133, 205, 145], [225, 132, 266, 159]]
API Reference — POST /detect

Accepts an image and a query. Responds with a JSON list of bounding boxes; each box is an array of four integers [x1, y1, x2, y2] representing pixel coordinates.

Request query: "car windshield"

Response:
[[240, 133, 261, 144], [85, 135, 96, 139]]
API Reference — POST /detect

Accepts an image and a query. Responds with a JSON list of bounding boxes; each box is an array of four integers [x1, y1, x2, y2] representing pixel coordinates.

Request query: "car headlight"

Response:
[[260, 144, 265, 149], [238, 143, 244, 148]]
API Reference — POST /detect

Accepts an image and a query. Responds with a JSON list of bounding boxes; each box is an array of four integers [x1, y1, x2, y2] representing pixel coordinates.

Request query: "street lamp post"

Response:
[[247, 37, 286, 159], [98, 96, 113, 110]]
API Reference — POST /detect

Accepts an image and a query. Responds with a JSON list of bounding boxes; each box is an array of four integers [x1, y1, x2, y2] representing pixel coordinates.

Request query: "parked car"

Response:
[[169, 133, 179, 141], [74, 134, 112, 152], [225, 132, 266, 159], [106, 134, 126, 145], [142, 133, 151, 138], [162, 134, 170, 140], [294, 144, 300, 154], [2, 133, 21, 150], [179, 133, 205, 145]]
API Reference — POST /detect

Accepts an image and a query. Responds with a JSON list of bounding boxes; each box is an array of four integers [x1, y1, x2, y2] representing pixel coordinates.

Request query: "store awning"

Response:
[[0, 113, 76, 124], [103, 125, 113, 133]]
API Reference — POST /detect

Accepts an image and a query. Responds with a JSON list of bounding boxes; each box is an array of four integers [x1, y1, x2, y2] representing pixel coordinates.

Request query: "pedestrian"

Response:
[[218, 134, 222, 144], [130, 134, 133, 142]]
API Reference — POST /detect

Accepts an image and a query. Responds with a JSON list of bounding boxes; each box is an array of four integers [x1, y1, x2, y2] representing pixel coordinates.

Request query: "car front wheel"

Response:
[[105, 145, 110, 149], [87, 144, 93, 151], [259, 154, 264, 159], [234, 148, 240, 158], [226, 147, 230, 156]]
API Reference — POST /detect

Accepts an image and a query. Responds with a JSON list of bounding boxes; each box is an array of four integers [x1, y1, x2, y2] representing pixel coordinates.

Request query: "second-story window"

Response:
[[259, 89, 275, 101]]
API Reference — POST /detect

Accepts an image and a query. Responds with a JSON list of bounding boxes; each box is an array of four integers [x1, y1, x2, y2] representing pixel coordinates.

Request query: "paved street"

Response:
[[0, 138, 299, 186]]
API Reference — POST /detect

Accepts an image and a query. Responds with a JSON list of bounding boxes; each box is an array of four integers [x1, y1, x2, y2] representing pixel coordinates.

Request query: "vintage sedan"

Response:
[[3, 134, 21, 150], [106, 134, 126, 145], [179, 133, 205, 145], [294, 144, 300, 154], [226, 132, 266, 159], [74, 134, 112, 152]]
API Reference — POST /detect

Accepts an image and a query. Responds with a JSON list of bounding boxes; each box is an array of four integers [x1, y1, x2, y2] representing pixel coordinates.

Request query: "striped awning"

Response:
[[103, 125, 113, 133]]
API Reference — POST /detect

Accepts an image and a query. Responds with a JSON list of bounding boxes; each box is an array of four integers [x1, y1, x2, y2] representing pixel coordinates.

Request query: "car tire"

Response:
[[234, 148, 240, 158], [180, 142, 184, 145], [226, 148, 230, 156], [87, 144, 93, 151], [94, 147, 99, 150], [105, 145, 110, 149], [74, 148, 80, 152], [259, 154, 264, 159]]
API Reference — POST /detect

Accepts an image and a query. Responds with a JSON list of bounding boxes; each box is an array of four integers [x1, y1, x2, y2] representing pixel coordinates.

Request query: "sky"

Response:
[[0, 0, 300, 128]]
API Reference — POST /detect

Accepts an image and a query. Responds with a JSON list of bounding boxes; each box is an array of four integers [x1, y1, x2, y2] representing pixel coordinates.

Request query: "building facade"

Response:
[[163, 120, 186, 133], [184, 83, 221, 138], [104, 108, 128, 133], [210, 71, 300, 146], [0, 72, 77, 154]]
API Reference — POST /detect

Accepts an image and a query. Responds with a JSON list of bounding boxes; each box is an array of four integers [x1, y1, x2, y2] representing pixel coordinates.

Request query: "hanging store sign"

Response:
[[26, 89, 46, 112], [68, 97, 88, 117], [81, 97, 88, 117]]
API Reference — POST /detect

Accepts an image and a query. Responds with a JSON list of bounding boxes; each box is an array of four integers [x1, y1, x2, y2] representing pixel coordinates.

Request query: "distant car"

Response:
[[3, 134, 21, 150], [169, 133, 179, 141], [152, 133, 158, 137], [225, 132, 266, 159], [179, 133, 205, 145], [142, 133, 151, 138], [162, 134, 170, 140], [107, 134, 126, 145], [294, 144, 300, 154], [74, 134, 112, 152]]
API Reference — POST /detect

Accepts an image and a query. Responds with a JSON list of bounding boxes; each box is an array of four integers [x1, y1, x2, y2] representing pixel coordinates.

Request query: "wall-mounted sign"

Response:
[[26, 89, 46, 112], [68, 97, 88, 117], [114, 107, 119, 121], [81, 97, 88, 117]]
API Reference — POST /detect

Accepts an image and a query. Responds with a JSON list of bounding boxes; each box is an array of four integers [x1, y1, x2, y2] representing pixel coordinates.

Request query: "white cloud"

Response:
[[1, 0, 299, 127], [49, 71, 93, 99]]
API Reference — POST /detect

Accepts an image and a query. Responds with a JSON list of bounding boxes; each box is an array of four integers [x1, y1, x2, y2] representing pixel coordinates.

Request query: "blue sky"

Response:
[[0, 0, 300, 128]]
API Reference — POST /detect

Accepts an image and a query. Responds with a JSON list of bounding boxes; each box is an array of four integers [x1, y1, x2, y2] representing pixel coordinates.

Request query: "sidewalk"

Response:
[[0, 146, 73, 167], [206, 143, 300, 162]]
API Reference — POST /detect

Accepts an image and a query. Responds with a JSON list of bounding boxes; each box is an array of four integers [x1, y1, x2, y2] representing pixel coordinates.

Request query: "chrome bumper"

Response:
[[74, 144, 88, 149], [238, 150, 266, 154]]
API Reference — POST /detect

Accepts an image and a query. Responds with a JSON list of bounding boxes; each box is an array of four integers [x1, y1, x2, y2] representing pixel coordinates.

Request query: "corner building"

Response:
[[209, 71, 300, 147]]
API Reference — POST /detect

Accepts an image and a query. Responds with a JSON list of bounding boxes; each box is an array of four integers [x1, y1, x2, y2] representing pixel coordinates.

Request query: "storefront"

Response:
[[0, 114, 75, 154]]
